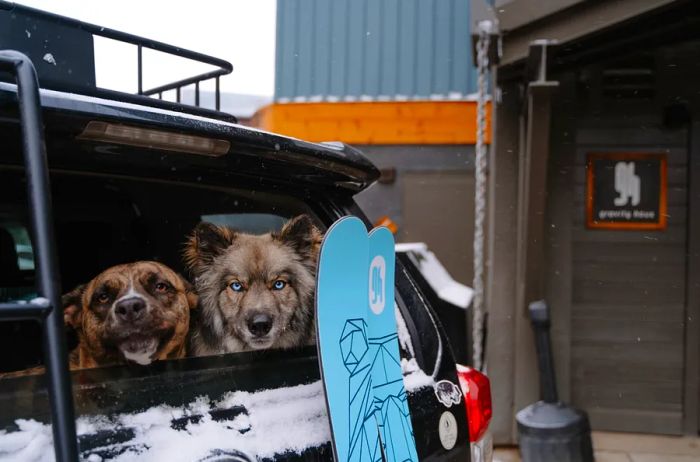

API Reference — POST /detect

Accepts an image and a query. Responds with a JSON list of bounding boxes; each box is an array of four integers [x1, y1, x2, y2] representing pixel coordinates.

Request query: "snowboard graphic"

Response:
[[367, 227, 419, 462], [316, 217, 418, 462]]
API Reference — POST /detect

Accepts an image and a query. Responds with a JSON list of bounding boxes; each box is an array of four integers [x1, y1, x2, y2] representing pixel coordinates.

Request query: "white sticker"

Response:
[[439, 411, 458, 450], [369, 255, 386, 315], [434, 380, 462, 408]]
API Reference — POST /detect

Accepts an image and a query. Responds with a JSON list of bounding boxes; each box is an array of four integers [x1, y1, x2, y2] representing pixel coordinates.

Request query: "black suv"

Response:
[[0, 3, 491, 461]]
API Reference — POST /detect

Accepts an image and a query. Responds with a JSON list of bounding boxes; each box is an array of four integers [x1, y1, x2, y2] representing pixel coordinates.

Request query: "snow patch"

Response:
[[0, 382, 330, 462], [402, 358, 434, 392], [396, 304, 434, 393], [29, 297, 49, 307], [42, 54, 56, 66], [0, 419, 54, 462], [395, 243, 473, 309], [395, 305, 415, 358]]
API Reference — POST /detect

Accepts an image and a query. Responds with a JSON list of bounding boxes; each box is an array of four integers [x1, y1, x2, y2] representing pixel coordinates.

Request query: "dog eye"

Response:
[[97, 293, 110, 304], [273, 280, 286, 290], [155, 282, 169, 292], [230, 281, 244, 292]]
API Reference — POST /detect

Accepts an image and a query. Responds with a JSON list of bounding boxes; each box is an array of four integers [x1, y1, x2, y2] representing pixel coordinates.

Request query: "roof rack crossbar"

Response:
[[0, 49, 79, 462], [3, 1, 234, 117]]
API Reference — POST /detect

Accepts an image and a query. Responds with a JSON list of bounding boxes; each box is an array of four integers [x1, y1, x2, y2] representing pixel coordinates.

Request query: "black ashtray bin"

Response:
[[516, 300, 594, 462]]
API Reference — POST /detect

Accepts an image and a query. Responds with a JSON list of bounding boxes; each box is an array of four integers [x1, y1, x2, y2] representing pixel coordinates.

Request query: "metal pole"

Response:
[[215, 76, 220, 111], [0, 50, 78, 462], [137, 45, 143, 95], [528, 300, 559, 403]]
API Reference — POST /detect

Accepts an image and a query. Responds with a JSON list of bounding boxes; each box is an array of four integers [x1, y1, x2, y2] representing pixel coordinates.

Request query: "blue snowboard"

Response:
[[367, 227, 419, 462], [316, 217, 418, 462]]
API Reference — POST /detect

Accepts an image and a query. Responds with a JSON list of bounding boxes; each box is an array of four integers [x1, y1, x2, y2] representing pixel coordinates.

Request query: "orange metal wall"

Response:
[[251, 101, 491, 145]]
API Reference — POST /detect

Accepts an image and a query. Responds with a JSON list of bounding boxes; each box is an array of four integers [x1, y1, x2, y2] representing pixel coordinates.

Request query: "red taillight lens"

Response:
[[456, 364, 492, 442]]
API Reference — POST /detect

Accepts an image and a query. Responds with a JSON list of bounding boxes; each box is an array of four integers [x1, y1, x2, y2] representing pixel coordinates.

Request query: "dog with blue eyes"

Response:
[[183, 215, 322, 356]]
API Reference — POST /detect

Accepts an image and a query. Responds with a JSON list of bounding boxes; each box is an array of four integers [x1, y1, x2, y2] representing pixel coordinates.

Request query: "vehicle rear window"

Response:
[[0, 167, 322, 400]]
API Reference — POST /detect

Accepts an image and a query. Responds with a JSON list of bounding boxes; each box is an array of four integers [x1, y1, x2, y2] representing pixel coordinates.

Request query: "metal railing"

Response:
[[0, 50, 79, 462], [3, 1, 234, 120]]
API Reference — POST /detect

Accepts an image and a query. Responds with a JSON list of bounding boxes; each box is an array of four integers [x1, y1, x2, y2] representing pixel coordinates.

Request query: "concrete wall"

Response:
[[355, 145, 476, 284]]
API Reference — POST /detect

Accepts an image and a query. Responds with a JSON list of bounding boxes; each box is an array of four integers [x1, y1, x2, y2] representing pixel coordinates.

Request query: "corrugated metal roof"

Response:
[[275, 0, 476, 102]]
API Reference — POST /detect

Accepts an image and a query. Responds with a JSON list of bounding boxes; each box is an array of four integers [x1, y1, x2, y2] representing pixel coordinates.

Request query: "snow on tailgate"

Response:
[[0, 381, 329, 462]]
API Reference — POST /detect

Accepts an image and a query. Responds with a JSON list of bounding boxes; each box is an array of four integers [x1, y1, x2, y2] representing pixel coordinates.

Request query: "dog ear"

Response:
[[276, 214, 323, 261], [177, 274, 199, 310], [62, 284, 85, 330], [183, 222, 237, 275]]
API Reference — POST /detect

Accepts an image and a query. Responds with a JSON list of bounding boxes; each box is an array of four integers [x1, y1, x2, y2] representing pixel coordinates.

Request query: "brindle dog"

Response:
[[184, 214, 322, 356], [63, 261, 198, 369]]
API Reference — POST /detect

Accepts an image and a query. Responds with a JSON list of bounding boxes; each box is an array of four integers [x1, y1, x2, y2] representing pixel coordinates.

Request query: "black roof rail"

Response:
[[0, 0, 236, 122]]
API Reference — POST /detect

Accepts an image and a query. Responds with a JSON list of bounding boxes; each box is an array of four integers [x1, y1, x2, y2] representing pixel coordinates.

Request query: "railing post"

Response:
[[215, 76, 220, 111], [137, 45, 143, 95]]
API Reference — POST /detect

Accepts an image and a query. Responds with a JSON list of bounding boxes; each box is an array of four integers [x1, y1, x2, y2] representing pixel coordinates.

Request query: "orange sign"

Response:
[[586, 153, 667, 230]]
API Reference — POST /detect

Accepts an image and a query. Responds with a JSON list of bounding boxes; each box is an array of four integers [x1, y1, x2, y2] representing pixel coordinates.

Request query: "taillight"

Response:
[[456, 364, 492, 442], [78, 121, 230, 156]]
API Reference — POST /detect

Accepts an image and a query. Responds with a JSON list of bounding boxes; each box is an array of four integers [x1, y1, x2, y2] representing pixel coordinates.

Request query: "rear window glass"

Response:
[[0, 169, 323, 414]]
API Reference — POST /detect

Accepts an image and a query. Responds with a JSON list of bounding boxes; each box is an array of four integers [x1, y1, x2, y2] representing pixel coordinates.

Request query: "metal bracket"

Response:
[[525, 39, 559, 86], [471, 21, 502, 67]]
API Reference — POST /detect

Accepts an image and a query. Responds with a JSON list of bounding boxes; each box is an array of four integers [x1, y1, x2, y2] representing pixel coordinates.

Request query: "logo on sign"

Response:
[[369, 255, 386, 315], [614, 161, 641, 206]]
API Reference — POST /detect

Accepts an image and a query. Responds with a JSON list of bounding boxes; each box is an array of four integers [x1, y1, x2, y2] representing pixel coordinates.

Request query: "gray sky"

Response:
[[15, 0, 277, 97]]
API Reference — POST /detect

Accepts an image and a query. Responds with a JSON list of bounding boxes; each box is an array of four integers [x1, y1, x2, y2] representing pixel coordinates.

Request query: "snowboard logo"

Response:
[[369, 255, 386, 315]]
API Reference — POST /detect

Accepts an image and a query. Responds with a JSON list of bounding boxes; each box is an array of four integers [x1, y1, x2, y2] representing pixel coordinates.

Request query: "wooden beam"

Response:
[[485, 81, 521, 444], [684, 120, 700, 434], [512, 76, 559, 435]]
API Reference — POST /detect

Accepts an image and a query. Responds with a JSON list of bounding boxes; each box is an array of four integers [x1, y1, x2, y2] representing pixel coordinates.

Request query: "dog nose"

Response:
[[115, 298, 146, 323], [247, 313, 273, 337]]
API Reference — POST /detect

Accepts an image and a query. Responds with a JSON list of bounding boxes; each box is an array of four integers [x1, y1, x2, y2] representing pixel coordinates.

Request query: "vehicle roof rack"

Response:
[[0, 1, 236, 122]]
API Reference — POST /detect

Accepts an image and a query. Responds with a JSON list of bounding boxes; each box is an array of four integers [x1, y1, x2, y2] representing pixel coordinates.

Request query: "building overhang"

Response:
[[497, 0, 685, 77]]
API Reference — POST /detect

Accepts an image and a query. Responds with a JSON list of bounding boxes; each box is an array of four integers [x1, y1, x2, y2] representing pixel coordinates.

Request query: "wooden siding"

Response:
[[569, 123, 687, 434]]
